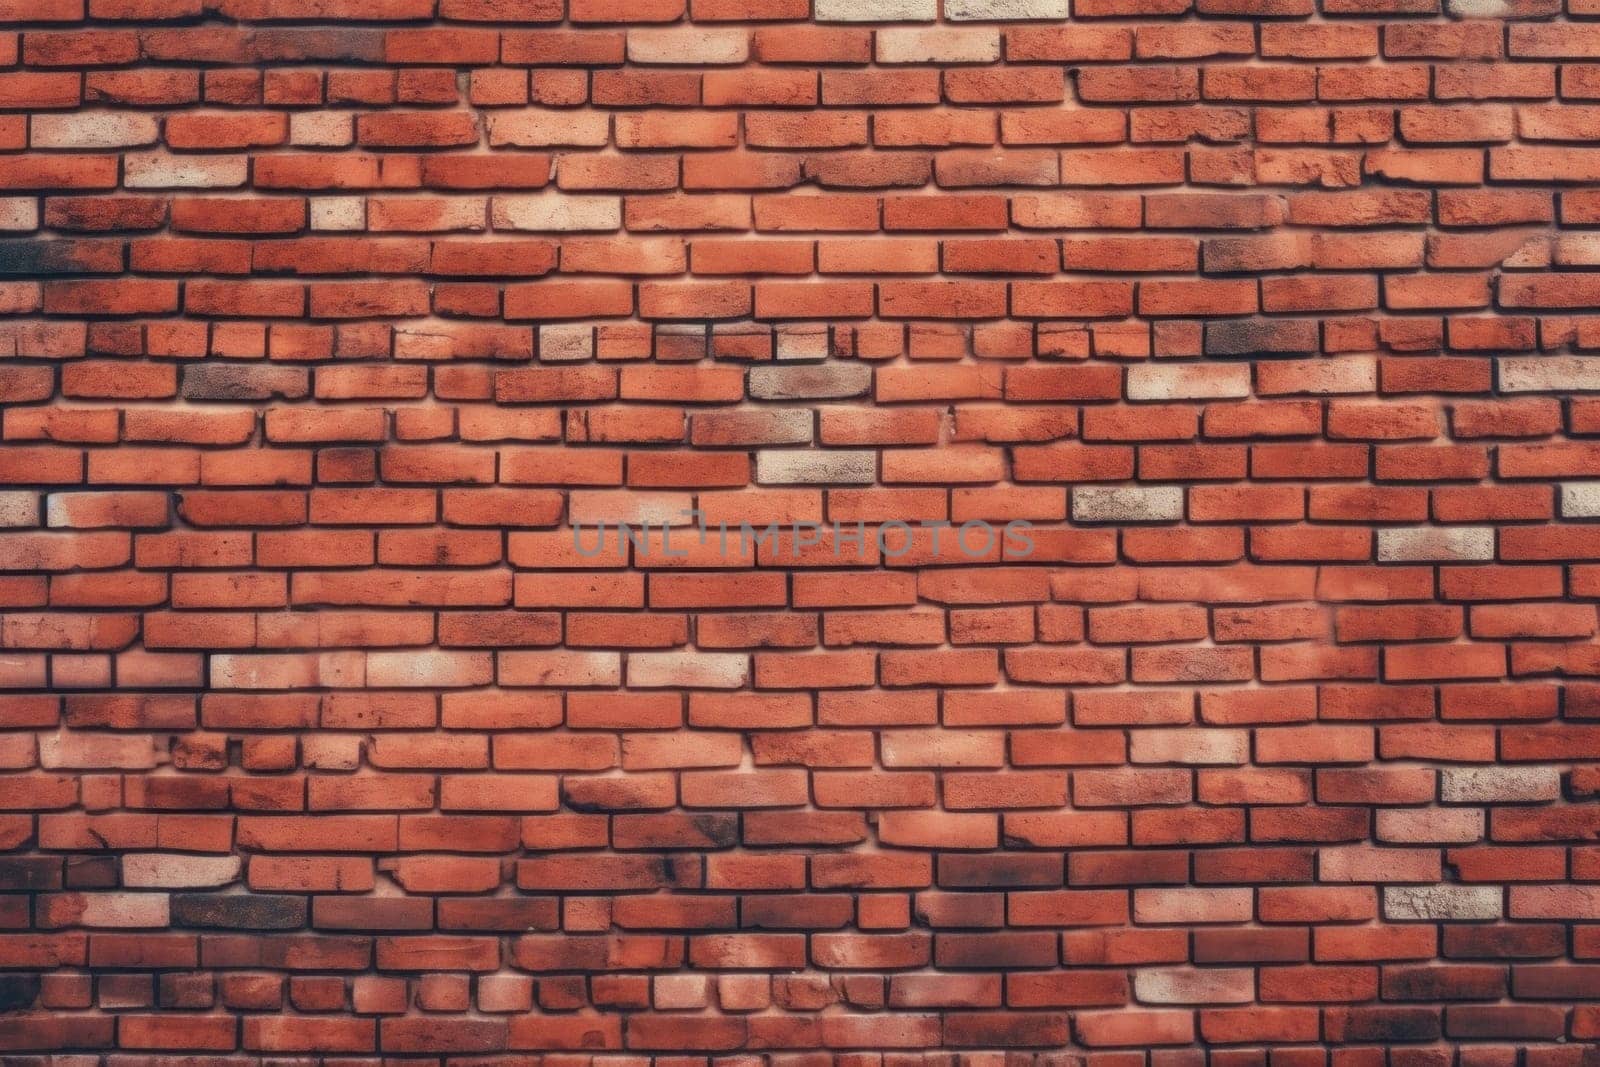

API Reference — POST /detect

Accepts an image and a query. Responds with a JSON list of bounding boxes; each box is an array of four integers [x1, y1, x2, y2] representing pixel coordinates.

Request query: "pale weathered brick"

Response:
[[1499, 356, 1600, 393], [488, 112, 611, 148], [1384, 885, 1502, 921], [876, 28, 1002, 64], [122, 854, 242, 889], [51, 892, 171, 928], [1376, 527, 1494, 562], [31, 113, 159, 149], [628, 651, 750, 689], [1441, 766, 1561, 803], [539, 323, 595, 361], [748, 364, 872, 400], [289, 112, 354, 147], [814, 0, 936, 20], [123, 152, 248, 189], [310, 196, 364, 231], [1134, 968, 1254, 1005], [1129, 728, 1248, 765], [756, 450, 876, 485], [946, 0, 1070, 17], [1126, 364, 1252, 401], [0, 492, 39, 527], [1072, 486, 1184, 522], [0, 197, 38, 231], [1560, 482, 1600, 518], [627, 28, 750, 65], [491, 194, 622, 232], [775, 324, 830, 361]]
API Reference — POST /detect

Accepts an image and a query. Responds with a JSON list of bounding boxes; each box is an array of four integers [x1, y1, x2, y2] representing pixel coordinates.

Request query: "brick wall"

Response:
[[2, 0, 1600, 1059]]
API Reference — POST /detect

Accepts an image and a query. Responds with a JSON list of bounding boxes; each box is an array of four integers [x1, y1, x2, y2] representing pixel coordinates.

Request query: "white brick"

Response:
[[1134, 968, 1253, 1005], [0, 492, 38, 527], [0, 197, 38, 231], [491, 194, 621, 232], [488, 112, 610, 148], [1441, 766, 1561, 803], [876, 27, 1001, 64], [539, 323, 594, 362], [1072, 486, 1183, 523], [756, 450, 875, 485], [1561, 482, 1600, 518], [124, 152, 247, 189], [1384, 885, 1501, 921], [947, 0, 1069, 17], [122, 854, 241, 889], [289, 111, 353, 147], [1376, 527, 1493, 562], [628, 651, 749, 689], [1500, 356, 1600, 393], [815, 0, 935, 20], [31, 113, 159, 149], [310, 196, 364, 231], [1127, 364, 1251, 401], [627, 28, 749, 65], [748, 363, 872, 400]]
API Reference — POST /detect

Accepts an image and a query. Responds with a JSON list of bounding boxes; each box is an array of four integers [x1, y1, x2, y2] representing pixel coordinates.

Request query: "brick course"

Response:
[[1, 0, 1599, 1061]]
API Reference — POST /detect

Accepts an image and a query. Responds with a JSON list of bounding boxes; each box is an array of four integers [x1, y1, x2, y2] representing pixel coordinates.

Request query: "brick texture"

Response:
[[1, 0, 1599, 1061]]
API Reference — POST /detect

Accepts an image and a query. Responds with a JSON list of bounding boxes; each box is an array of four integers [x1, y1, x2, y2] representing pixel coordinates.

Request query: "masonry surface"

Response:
[[1, 0, 1599, 1061]]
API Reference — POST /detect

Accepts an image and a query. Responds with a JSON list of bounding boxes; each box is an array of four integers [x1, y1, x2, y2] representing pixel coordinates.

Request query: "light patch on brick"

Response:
[[628, 651, 750, 689]]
